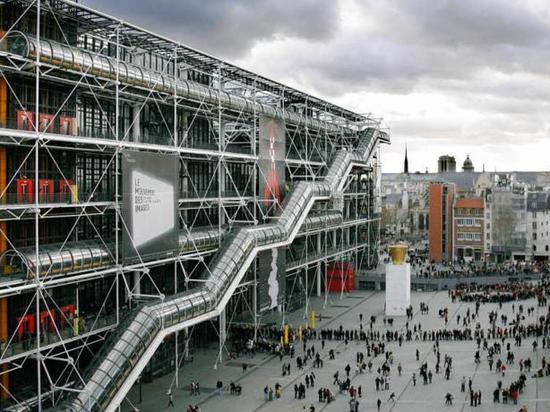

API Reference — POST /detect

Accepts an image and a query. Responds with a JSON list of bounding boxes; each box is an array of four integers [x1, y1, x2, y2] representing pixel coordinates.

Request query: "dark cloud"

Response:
[[85, 0, 550, 95], [232, 0, 550, 99], [395, 0, 549, 48], [84, 0, 550, 172], [85, 0, 339, 58]]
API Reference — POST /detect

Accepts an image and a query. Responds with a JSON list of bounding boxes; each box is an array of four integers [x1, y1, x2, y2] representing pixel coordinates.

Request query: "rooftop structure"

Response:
[[462, 155, 474, 172], [404, 144, 409, 174], [437, 155, 456, 173]]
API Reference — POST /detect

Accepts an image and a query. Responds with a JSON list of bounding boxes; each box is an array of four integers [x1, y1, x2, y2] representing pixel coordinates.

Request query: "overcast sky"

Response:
[[86, 0, 550, 173]]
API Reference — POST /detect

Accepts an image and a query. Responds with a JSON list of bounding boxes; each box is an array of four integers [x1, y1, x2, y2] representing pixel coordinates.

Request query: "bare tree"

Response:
[[492, 203, 515, 252]]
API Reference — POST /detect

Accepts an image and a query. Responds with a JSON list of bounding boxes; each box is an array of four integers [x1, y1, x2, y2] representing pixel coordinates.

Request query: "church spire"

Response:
[[404, 144, 409, 174]]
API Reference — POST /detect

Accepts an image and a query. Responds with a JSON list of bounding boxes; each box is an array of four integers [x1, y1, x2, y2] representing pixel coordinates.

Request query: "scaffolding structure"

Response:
[[0, 1, 389, 410]]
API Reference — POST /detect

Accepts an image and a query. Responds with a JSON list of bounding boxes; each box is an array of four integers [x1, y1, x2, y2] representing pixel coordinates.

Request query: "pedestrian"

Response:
[[275, 382, 282, 398], [493, 388, 499, 403], [166, 389, 174, 408], [377, 398, 382, 411]]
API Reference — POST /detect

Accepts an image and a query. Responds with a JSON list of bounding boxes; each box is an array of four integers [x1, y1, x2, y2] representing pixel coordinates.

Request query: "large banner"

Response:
[[122, 151, 178, 263], [258, 115, 286, 311], [258, 115, 286, 211], [258, 248, 286, 312]]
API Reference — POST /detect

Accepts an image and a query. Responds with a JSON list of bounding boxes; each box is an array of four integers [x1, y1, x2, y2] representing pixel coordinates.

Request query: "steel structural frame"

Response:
[[0, 1, 388, 410]]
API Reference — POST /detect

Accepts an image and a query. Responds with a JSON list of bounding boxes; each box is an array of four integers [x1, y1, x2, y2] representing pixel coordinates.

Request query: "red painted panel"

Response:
[[16, 179, 34, 203], [327, 262, 355, 293]]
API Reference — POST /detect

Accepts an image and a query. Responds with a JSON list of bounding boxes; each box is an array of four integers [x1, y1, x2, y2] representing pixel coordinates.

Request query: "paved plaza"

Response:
[[123, 289, 550, 412]]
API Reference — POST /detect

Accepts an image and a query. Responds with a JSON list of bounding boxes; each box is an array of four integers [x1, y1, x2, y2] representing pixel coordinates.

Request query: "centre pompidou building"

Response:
[[0, 1, 389, 410]]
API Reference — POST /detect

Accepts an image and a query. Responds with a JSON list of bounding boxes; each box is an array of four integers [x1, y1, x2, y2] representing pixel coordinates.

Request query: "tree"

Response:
[[492, 203, 515, 254], [381, 206, 398, 234]]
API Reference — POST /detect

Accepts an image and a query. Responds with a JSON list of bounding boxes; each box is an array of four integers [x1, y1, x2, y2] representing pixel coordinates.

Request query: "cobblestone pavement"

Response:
[[123, 290, 550, 412]]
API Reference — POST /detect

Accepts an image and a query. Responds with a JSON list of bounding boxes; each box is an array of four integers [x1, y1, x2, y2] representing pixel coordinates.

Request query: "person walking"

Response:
[[377, 398, 382, 411], [166, 389, 174, 408]]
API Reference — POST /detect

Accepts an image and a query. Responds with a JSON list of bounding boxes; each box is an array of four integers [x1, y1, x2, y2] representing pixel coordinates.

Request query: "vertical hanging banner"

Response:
[[258, 115, 286, 311], [259, 115, 286, 211], [258, 247, 286, 312], [122, 151, 178, 263]]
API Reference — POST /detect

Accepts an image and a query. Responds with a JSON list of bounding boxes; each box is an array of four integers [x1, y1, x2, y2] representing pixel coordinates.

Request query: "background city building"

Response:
[[428, 182, 455, 262], [526, 191, 550, 259], [382, 152, 550, 263], [453, 197, 484, 261]]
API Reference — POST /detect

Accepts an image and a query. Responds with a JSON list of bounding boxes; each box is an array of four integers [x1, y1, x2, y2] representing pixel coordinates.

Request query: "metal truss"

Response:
[[0, 1, 388, 410]]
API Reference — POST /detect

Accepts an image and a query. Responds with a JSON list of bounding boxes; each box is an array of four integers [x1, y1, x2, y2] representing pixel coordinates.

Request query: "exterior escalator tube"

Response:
[[65, 127, 387, 411]]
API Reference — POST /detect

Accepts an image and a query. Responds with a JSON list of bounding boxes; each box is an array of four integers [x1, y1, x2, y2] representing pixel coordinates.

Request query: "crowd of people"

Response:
[[408, 256, 550, 279], [452, 281, 548, 305], [160, 276, 549, 411]]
